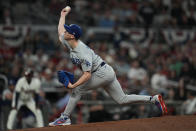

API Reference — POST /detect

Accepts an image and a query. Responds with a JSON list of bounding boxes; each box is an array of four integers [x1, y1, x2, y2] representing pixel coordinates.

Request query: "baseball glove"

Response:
[[57, 70, 74, 88], [57, 70, 69, 88], [63, 71, 74, 84]]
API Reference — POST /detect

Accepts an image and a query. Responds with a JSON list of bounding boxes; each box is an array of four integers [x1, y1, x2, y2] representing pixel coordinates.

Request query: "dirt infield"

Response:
[[12, 115, 196, 131]]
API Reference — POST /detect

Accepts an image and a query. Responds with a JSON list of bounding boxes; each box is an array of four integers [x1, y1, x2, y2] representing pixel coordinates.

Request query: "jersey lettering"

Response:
[[84, 60, 91, 67], [71, 58, 81, 65]]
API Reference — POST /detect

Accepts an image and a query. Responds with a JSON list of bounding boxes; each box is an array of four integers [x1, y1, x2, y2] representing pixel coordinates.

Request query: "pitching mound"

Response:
[[13, 115, 196, 131]]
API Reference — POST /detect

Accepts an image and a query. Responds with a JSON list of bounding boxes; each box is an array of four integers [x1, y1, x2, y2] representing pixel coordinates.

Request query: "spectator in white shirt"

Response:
[[181, 91, 196, 115], [127, 60, 148, 85], [151, 67, 168, 93]]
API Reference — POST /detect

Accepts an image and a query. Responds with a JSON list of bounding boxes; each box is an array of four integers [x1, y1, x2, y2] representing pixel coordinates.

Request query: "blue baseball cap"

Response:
[[64, 24, 82, 39], [8, 79, 16, 86]]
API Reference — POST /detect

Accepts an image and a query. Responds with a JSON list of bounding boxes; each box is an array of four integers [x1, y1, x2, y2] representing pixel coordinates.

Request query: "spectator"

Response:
[[112, 25, 126, 49], [169, 54, 184, 77], [170, 2, 184, 26], [136, 105, 150, 118], [7, 66, 21, 85], [178, 13, 190, 28], [167, 88, 176, 101], [127, 59, 148, 85], [41, 68, 60, 88], [21, 32, 37, 54], [0, 35, 15, 60], [166, 88, 177, 115], [179, 63, 193, 85], [168, 70, 179, 82], [2, 79, 15, 106], [124, 12, 142, 27], [175, 79, 187, 101], [48, 0, 63, 16], [181, 91, 196, 115], [153, 6, 170, 27], [88, 90, 112, 123], [139, 1, 155, 27], [34, 49, 49, 71], [37, 33, 56, 55], [0, 8, 14, 25], [151, 67, 168, 94], [187, 8, 196, 27], [98, 10, 116, 28]]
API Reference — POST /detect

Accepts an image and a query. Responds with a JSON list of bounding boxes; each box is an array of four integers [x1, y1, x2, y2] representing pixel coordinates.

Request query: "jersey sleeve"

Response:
[[60, 34, 72, 50], [81, 55, 92, 72], [15, 78, 23, 92]]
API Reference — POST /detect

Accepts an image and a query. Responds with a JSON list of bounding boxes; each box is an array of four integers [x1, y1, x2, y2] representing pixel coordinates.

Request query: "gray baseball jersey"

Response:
[[61, 34, 103, 72], [60, 34, 152, 117]]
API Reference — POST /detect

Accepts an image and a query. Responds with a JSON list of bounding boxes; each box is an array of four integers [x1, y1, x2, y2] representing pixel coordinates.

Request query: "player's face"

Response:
[[25, 72, 33, 84], [25, 75, 32, 84], [64, 30, 75, 40]]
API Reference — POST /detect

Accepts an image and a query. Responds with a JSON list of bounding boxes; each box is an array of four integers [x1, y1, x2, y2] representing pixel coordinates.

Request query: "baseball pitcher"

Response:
[[49, 6, 168, 126], [7, 68, 44, 129]]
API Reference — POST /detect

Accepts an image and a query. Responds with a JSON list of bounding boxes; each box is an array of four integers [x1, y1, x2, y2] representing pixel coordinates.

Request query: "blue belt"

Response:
[[92, 62, 106, 73]]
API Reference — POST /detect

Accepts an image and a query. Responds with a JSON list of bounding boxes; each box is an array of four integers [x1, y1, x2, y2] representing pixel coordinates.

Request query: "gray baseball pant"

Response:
[[64, 64, 151, 116]]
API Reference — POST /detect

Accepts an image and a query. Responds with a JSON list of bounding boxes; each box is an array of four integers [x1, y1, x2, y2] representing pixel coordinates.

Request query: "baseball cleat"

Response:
[[49, 114, 71, 126], [151, 95, 168, 115]]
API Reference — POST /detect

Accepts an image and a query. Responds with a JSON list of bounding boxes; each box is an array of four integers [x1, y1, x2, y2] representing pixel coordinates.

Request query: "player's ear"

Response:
[[70, 34, 75, 39]]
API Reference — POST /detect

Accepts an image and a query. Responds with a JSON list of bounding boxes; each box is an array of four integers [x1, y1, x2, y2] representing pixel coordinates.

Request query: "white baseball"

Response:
[[65, 6, 71, 12]]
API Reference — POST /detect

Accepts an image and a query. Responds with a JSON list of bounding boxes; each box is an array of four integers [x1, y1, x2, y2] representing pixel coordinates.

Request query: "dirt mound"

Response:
[[12, 115, 196, 131]]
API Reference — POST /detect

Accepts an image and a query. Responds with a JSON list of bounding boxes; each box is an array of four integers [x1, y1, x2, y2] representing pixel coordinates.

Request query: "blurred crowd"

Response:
[[0, 0, 196, 130], [0, 0, 196, 28]]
